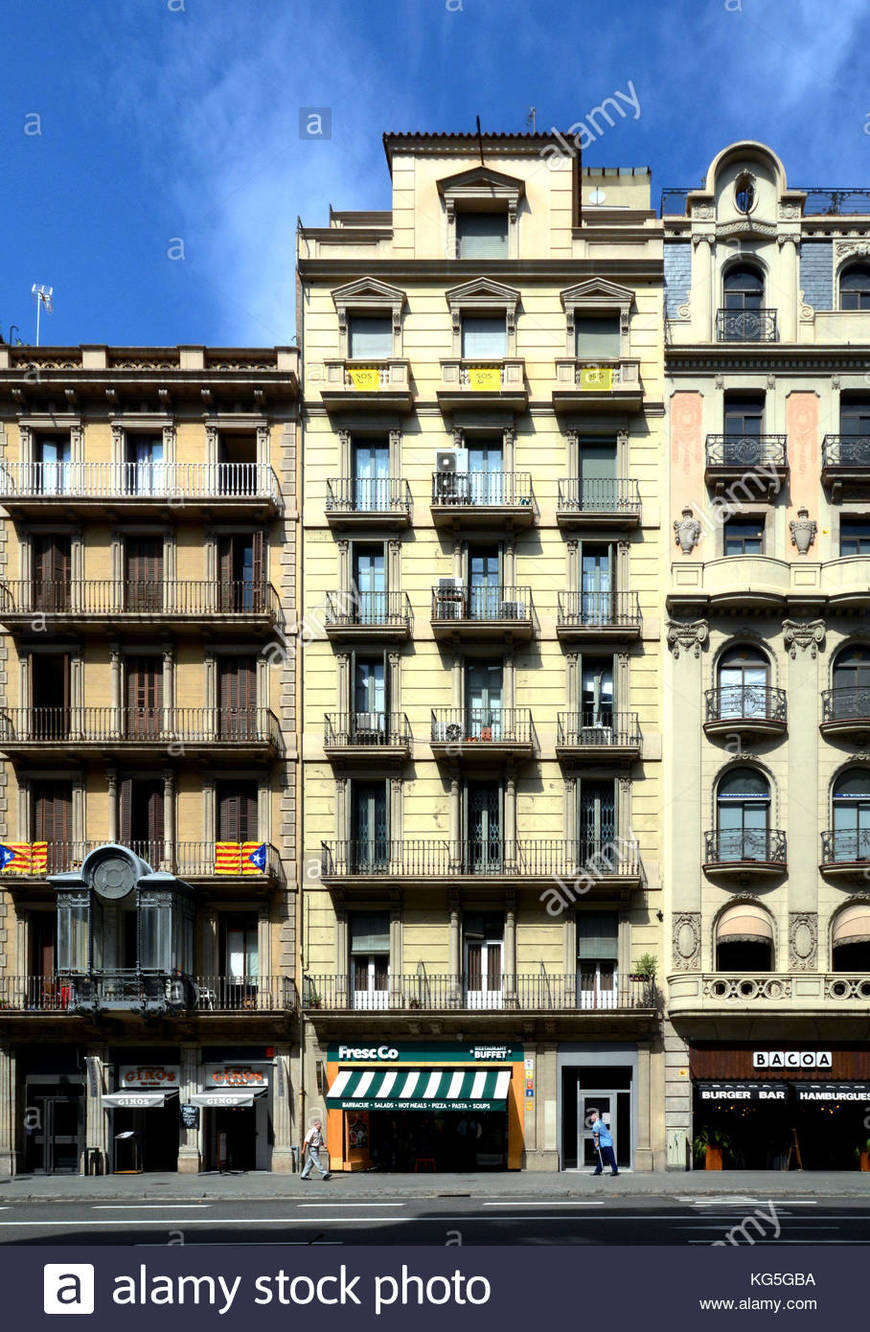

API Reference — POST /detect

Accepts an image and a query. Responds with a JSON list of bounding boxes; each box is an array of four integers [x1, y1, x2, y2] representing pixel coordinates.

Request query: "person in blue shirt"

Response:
[[589, 1108, 619, 1176]]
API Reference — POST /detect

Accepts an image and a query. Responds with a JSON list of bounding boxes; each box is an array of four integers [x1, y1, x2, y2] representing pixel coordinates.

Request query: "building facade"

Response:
[[664, 142, 870, 1170], [0, 342, 300, 1175], [298, 132, 667, 1172]]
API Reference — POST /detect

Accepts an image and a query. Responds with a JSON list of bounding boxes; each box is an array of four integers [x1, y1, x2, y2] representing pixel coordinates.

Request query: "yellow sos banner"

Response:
[[348, 367, 381, 391], [467, 366, 503, 391], [579, 366, 614, 391]]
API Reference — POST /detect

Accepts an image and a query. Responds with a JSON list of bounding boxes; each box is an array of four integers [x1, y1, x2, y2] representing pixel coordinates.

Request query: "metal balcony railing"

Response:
[[0, 580, 281, 620], [557, 477, 641, 515], [821, 829, 870, 865], [321, 838, 641, 880], [704, 828, 787, 866], [822, 687, 870, 724], [430, 708, 535, 747], [431, 585, 533, 623], [822, 435, 870, 470], [705, 685, 787, 726], [325, 590, 413, 630], [431, 471, 533, 508], [66, 970, 195, 1015], [705, 435, 788, 468], [557, 591, 642, 631], [325, 477, 412, 515], [0, 461, 280, 501], [0, 974, 295, 1013], [557, 711, 641, 749], [301, 974, 656, 1013], [324, 712, 411, 748], [716, 309, 778, 342], [0, 840, 284, 880], [0, 707, 281, 746], [192, 976, 296, 1012]]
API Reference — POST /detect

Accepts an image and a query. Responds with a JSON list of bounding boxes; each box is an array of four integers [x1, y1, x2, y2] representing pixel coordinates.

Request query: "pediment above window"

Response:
[[561, 279, 634, 338], [332, 277, 406, 320], [437, 166, 526, 211], [445, 277, 521, 312]]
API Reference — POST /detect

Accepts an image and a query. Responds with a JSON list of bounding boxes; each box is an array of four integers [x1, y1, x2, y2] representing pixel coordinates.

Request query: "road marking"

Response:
[[0, 1216, 412, 1227], [92, 1205, 210, 1211], [296, 1203, 405, 1209], [483, 1201, 605, 1208]]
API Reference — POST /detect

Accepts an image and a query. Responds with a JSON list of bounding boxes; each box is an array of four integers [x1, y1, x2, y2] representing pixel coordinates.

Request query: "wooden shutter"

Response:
[[119, 776, 133, 845], [218, 782, 258, 841], [33, 780, 73, 873], [125, 537, 163, 612], [126, 656, 163, 737], [251, 530, 265, 612], [218, 535, 235, 612], [33, 535, 71, 613], [219, 657, 256, 739]]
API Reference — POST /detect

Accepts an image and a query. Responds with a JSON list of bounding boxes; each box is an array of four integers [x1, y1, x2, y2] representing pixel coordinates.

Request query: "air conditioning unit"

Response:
[[579, 724, 613, 746], [436, 450, 457, 474], [353, 711, 386, 742], [438, 576, 464, 591], [500, 600, 525, 620]]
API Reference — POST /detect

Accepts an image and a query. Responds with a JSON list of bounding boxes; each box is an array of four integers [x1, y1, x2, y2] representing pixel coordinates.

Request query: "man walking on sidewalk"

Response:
[[301, 1119, 331, 1180], [589, 1108, 619, 1176]]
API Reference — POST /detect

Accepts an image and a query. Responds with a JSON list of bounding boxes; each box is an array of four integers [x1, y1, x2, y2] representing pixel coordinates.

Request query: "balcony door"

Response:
[[575, 317, 620, 359], [353, 655, 386, 738], [579, 439, 617, 510], [126, 656, 163, 738], [461, 316, 507, 359], [222, 914, 259, 1005], [352, 439, 390, 512], [31, 654, 70, 740], [350, 911, 390, 1010], [464, 912, 503, 1009], [127, 435, 164, 495], [716, 767, 771, 861], [219, 532, 264, 613], [35, 435, 71, 495], [468, 545, 501, 620], [351, 780, 388, 872], [832, 770, 870, 862], [717, 646, 770, 719], [577, 911, 619, 1010], [32, 534, 71, 613], [467, 437, 504, 506], [580, 544, 614, 624], [217, 781, 259, 844], [219, 657, 257, 739], [120, 777, 164, 863], [832, 646, 870, 720], [580, 656, 614, 732], [125, 536, 163, 613], [29, 913, 57, 1003], [348, 316, 392, 360], [33, 780, 73, 874], [465, 662, 503, 740], [465, 780, 502, 872], [352, 545, 386, 625], [840, 398, 870, 464], [723, 395, 764, 464], [579, 780, 615, 862]]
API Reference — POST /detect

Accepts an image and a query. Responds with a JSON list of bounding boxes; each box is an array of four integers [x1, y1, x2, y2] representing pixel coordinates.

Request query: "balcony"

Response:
[[0, 840, 285, 887], [556, 712, 642, 763], [556, 591, 642, 644], [668, 971, 870, 1018], [324, 591, 413, 643], [323, 712, 412, 763], [320, 358, 413, 413], [667, 556, 870, 615], [716, 308, 778, 342], [70, 971, 195, 1017], [0, 461, 281, 518], [430, 708, 536, 763], [302, 973, 655, 1014], [821, 435, 870, 496], [320, 837, 642, 887], [552, 359, 643, 414], [820, 829, 870, 879], [821, 687, 870, 739], [704, 434, 788, 500], [0, 707, 282, 761], [430, 585, 534, 645], [436, 359, 528, 414], [556, 478, 641, 530], [430, 471, 535, 531], [704, 685, 787, 739], [324, 477, 412, 531], [0, 580, 282, 635], [0, 973, 295, 1015], [703, 829, 787, 880]]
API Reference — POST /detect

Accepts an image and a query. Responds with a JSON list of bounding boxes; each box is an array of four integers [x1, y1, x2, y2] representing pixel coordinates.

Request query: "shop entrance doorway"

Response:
[[206, 1105, 257, 1172], [24, 1085, 83, 1174], [579, 1090, 625, 1170]]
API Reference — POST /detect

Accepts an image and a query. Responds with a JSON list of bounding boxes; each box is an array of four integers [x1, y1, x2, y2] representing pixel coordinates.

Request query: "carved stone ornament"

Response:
[[836, 240, 870, 258], [789, 912, 817, 972], [672, 912, 701, 971], [667, 619, 708, 659], [674, 506, 702, 554], [789, 507, 817, 554], [783, 618, 825, 658]]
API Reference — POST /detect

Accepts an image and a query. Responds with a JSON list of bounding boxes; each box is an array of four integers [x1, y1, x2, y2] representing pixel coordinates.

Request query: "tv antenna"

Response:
[[32, 283, 53, 346], [527, 107, 536, 132]]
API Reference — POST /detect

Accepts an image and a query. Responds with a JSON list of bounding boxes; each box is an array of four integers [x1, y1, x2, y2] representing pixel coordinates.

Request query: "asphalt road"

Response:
[[0, 1195, 867, 1245]]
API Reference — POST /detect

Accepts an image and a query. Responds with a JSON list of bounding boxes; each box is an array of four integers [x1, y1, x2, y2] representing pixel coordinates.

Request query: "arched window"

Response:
[[831, 904, 870, 973], [715, 902, 774, 972], [723, 265, 764, 311], [831, 645, 870, 723], [840, 264, 870, 311], [716, 767, 771, 862], [717, 646, 770, 720], [831, 769, 870, 863]]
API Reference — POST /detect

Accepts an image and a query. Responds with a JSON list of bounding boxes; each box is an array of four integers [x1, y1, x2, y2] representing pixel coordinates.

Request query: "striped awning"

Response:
[[326, 1066, 512, 1112]]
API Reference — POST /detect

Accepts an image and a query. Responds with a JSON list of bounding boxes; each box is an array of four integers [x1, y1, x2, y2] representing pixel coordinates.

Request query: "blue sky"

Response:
[[2, 0, 868, 348]]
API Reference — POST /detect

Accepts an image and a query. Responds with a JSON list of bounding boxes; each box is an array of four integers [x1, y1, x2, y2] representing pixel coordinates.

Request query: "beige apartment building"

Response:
[[664, 141, 870, 1170], [0, 342, 300, 1175], [298, 131, 667, 1172]]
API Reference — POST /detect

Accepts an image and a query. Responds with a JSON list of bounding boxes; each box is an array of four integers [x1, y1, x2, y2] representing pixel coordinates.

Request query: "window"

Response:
[[580, 543, 614, 623], [222, 914, 259, 1005], [119, 777, 163, 856], [840, 264, 870, 311], [831, 645, 870, 721], [840, 518, 870, 556], [456, 211, 508, 259], [32, 534, 71, 614], [348, 316, 393, 359], [467, 545, 502, 619], [218, 656, 257, 739], [464, 911, 503, 1007], [577, 911, 619, 1010], [715, 767, 771, 861], [352, 438, 390, 512], [349, 911, 390, 1009], [581, 656, 614, 728], [717, 646, 770, 719], [724, 516, 763, 556], [126, 435, 164, 496], [33, 780, 73, 874], [578, 439, 618, 509], [465, 661, 503, 740], [217, 781, 259, 843], [832, 905, 870, 972], [467, 436, 504, 505], [465, 781, 502, 872], [351, 544, 386, 623], [715, 902, 774, 972], [31, 654, 71, 740], [831, 770, 870, 862], [350, 780, 388, 871], [723, 265, 764, 310], [575, 316, 621, 359], [125, 536, 163, 613], [578, 780, 616, 860], [723, 394, 764, 464], [461, 315, 507, 359], [34, 435, 71, 495], [352, 657, 386, 736]]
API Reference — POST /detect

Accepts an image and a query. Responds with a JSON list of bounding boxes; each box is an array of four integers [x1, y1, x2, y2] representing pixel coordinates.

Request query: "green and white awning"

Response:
[[326, 1066, 512, 1112]]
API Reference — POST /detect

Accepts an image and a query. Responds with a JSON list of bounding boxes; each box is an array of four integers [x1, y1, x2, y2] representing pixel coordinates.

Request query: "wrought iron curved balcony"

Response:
[[703, 828, 787, 878], [704, 434, 788, 499], [716, 308, 778, 342], [556, 477, 641, 529], [822, 435, 870, 492], [820, 687, 870, 737], [704, 685, 787, 737], [820, 828, 870, 876]]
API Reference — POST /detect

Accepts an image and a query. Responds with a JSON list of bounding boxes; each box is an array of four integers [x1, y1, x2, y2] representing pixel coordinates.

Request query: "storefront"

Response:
[[19, 1044, 85, 1176], [102, 1060, 181, 1173], [192, 1061, 272, 1171], [557, 1044, 640, 1171], [324, 1041, 525, 1171], [691, 1045, 870, 1170]]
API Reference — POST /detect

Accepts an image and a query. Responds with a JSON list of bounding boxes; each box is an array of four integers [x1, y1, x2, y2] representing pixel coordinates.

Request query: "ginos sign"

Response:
[[120, 1065, 180, 1088], [753, 1051, 832, 1069]]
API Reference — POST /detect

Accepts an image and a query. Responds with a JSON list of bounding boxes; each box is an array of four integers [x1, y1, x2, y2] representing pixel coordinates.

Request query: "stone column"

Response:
[[634, 1042, 653, 1172], [110, 643, 122, 735], [162, 768, 176, 870], [177, 1044, 201, 1174], [106, 768, 118, 844], [778, 235, 799, 342], [448, 775, 461, 865], [784, 619, 825, 917], [0, 1046, 15, 1177], [526, 1042, 559, 1172], [84, 1048, 109, 1175], [271, 1045, 295, 1173], [665, 620, 707, 920], [504, 892, 516, 999], [691, 234, 714, 341], [448, 894, 461, 989]]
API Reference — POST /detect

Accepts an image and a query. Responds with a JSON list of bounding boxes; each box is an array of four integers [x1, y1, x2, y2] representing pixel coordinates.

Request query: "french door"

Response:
[[32, 534, 71, 613], [125, 536, 163, 613], [465, 662, 503, 740], [468, 546, 501, 620], [580, 544, 614, 625], [352, 546, 386, 625], [353, 656, 386, 738], [467, 439, 504, 506], [580, 657, 614, 732], [351, 781, 388, 872], [352, 440, 390, 512], [219, 532, 264, 612], [466, 781, 502, 872], [33, 780, 73, 873], [128, 435, 164, 495], [126, 656, 163, 738], [36, 436, 71, 495], [579, 439, 617, 510], [579, 780, 615, 862], [120, 777, 164, 861], [31, 654, 70, 741], [219, 657, 257, 740], [217, 781, 259, 843]]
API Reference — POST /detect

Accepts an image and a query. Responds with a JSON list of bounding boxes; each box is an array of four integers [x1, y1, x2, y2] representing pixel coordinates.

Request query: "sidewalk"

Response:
[[1, 1168, 868, 1203]]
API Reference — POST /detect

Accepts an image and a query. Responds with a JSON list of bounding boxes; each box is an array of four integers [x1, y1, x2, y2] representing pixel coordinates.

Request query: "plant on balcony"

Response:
[[693, 1125, 732, 1171], [630, 953, 658, 981]]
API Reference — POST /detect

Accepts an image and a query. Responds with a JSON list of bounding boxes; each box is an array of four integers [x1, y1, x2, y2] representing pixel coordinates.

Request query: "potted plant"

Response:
[[856, 1139, 870, 1171], [630, 953, 657, 981], [693, 1125, 732, 1171]]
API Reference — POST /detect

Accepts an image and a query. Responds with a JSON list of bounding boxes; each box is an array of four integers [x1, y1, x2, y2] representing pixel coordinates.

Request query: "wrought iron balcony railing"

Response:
[[431, 471, 533, 508], [324, 590, 413, 631], [705, 685, 787, 726], [321, 837, 641, 880], [822, 687, 870, 725], [704, 828, 787, 866], [0, 461, 280, 502], [716, 308, 778, 342], [821, 829, 870, 865], [0, 580, 281, 620], [0, 840, 284, 880], [324, 712, 412, 749], [557, 590, 642, 632], [705, 435, 788, 468], [192, 975, 296, 1012], [325, 477, 412, 515], [822, 435, 870, 470], [557, 711, 642, 750], [0, 707, 281, 747], [557, 477, 641, 515], [0, 973, 295, 1013], [431, 585, 533, 624], [430, 707, 535, 747], [301, 973, 655, 1013]]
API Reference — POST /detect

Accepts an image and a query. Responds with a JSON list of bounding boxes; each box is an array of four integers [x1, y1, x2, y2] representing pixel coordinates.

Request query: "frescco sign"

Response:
[[338, 1045, 399, 1061], [753, 1051, 832, 1069]]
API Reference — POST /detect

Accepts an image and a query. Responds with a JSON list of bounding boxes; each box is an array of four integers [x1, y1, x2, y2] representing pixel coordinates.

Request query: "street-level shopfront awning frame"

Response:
[[102, 1090, 179, 1110], [326, 1066, 512, 1112], [190, 1089, 269, 1109]]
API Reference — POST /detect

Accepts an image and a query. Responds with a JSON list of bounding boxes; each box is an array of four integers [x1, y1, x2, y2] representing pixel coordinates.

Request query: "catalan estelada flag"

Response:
[[0, 842, 47, 873], [214, 842, 243, 875], [30, 842, 48, 874], [242, 842, 267, 874]]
